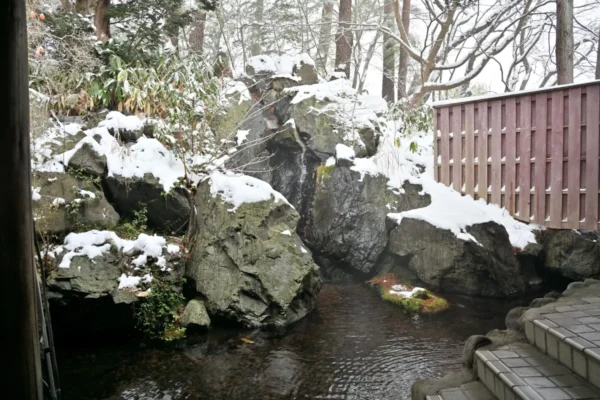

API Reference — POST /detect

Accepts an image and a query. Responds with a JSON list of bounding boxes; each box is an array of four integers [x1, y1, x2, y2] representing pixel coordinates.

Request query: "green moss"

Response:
[[135, 278, 186, 341], [380, 288, 448, 314], [316, 164, 335, 184]]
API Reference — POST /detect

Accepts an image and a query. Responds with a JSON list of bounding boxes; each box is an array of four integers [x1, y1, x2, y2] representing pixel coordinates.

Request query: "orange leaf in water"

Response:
[[240, 337, 254, 344]]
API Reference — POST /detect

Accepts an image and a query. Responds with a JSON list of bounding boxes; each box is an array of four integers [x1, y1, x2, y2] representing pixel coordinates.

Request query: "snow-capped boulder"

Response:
[[32, 171, 119, 233], [185, 171, 321, 328], [68, 142, 107, 177], [539, 229, 600, 280], [99, 111, 155, 143], [104, 174, 190, 233], [47, 230, 183, 304], [386, 218, 527, 297], [302, 154, 430, 276]]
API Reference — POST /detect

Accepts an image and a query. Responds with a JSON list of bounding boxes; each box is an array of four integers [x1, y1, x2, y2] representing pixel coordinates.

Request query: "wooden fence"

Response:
[[433, 80, 600, 230]]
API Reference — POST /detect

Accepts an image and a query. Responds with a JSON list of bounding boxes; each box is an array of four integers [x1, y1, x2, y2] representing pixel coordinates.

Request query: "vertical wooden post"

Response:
[[0, 0, 43, 398]]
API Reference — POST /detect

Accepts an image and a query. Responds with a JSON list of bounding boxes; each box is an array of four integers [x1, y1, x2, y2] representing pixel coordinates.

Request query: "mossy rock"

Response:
[[369, 274, 449, 315]]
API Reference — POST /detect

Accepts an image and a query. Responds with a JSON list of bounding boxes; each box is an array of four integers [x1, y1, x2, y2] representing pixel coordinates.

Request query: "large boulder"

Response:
[[47, 231, 183, 305], [301, 151, 431, 276], [98, 111, 154, 143], [185, 172, 321, 328], [32, 171, 119, 234], [386, 219, 527, 297], [104, 174, 190, 233], [68, 142, 107, 177], [539, 229, 600, 280]]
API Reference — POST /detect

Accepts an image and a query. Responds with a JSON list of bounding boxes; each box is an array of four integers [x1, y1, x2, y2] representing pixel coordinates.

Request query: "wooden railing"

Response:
[[433, 80, 600, 230]]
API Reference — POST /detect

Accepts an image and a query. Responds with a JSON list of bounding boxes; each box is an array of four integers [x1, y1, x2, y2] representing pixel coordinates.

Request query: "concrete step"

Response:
[[475, 342, 600, 399], [524, 296, 600, 389], [425, 381, 495, 400]]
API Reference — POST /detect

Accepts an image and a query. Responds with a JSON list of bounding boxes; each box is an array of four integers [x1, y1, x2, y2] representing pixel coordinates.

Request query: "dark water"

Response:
[[57, 283, 531, 400]]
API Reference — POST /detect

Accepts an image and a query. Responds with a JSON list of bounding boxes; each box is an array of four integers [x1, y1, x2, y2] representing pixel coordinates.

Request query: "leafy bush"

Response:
[[115, 202, 148, 239], [135, 278, 186, 340]]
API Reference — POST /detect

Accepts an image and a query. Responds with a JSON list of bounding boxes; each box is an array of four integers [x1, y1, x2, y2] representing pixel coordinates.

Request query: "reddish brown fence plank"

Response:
[[477, 101, 488, 200], [434, 81, 600, 230], [464, 103, 475, 197], [519, 96, 532, 221], [505, 97, 517, 215], [534, 92, 548, 225], [567, 87, 581, 227], [452, 104, 462, 192], [586, 84, 599, 230], [490, 100, 502, 205], [440, 107, 450, 186], [549, 90, 564, 228]]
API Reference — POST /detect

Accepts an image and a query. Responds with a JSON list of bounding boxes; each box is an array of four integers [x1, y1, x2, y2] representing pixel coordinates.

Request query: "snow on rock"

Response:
[[285, 78, 387, 131], [98, 111, 145, 132], [58, 230, 173, 281], [389, 285, 427, 298], [209, 171, 290, 212], [335, 143, 355, 160], [33, 113, 197, 192], [236, 129, 250, 145], [32, 187, 41, 201], [247, 53, 315, 76], [369, 122, 539, 248], [280, 230, 292, 236], [223, 78, 251, 105]]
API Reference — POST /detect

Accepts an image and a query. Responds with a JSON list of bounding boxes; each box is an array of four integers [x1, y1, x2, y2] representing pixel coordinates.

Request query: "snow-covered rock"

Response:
[[47, 230, 182, 304], [32, 171, 119, 234], [185, 172, 321, 327]]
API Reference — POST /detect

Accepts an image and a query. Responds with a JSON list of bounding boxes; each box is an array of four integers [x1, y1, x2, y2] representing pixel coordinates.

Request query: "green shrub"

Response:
[[135, 278, 186, 340], [115, 202, 148, 239]]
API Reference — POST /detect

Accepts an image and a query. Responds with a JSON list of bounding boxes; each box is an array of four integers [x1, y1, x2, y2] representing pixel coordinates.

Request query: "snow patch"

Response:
[[209, 171, 290, 212]]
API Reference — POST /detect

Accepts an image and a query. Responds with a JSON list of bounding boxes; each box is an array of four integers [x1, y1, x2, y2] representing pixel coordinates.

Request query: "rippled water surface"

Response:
[[58, 283, 530, 400]]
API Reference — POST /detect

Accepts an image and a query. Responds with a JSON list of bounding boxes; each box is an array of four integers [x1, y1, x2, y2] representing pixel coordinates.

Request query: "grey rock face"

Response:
[[185, 177, 321, 328], [104, 174, 190, 233], [302, 160, 430, 275], [386, 219, 526, 297], [68, 142, 107, 177], [180, 299, 211, 329], [540, 229, 600, 280], [32, 172, 119, 234]]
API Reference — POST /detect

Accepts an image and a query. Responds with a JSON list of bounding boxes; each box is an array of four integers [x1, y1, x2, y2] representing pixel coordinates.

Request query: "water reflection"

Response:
[[58, 283, 531, 400]]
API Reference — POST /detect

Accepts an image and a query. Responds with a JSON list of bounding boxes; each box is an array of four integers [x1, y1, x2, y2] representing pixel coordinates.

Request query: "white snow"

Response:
[[167, 244, 180, 254], [363, 118, 538, 249], [58, 231, 172, 277], [32, 187, 41, 201], [247, 54, 315, 76], [118, 274, 141, 289], [284, 79, 387, 133], [335, 144, 355, 160], [236, 129, 250, 146], [389, 284, 427, 298], [79, 190, 96, 199], [209, 171, 290, 212], [52, 197, 66, 206], [98, 111, 145, 133], [280, 230, 292, 236]]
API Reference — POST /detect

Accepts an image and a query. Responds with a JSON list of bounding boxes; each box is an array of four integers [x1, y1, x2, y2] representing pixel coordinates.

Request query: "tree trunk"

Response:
[[75, 0, 90, 14], [382, 0, 395, 101], [596, 27, 600, 79], [94, 0, 111, 43], [556, 0, 574, 84], [317, 0, 334, 72], [397, 0, 411, 100], [250, 0, 264, 56], [1, 0, 42, 398], [189, 11, 207, 54], [61, 0, 72, 11], [335, 0, 353, 78]]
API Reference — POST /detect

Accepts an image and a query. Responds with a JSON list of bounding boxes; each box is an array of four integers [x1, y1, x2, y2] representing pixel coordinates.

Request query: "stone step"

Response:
[[475, 342, 600, 399], [524, 296, 600, 389], [425, 381, 495, 400]]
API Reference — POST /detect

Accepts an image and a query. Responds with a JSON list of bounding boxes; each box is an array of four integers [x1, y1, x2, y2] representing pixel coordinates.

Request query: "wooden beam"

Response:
[[0, 0, 43, 398]]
